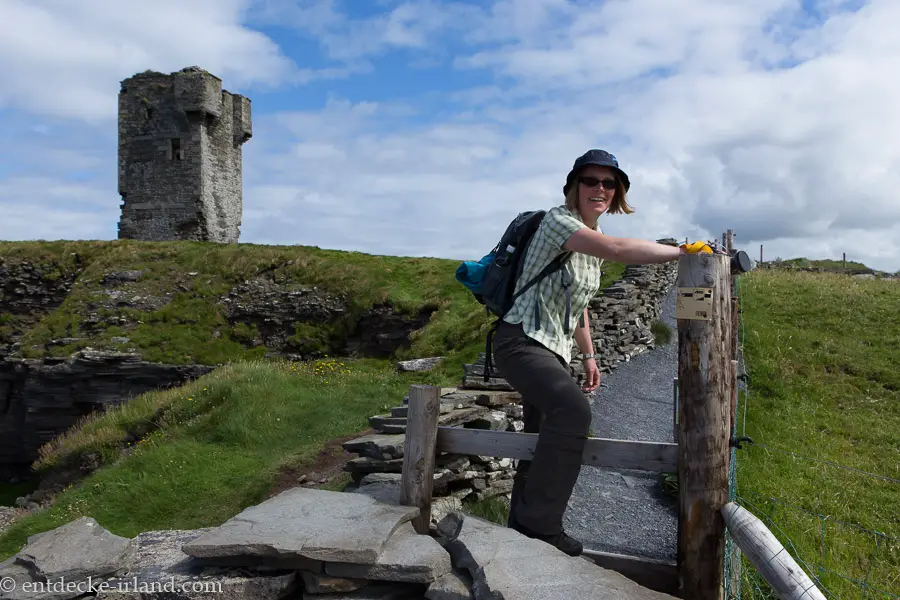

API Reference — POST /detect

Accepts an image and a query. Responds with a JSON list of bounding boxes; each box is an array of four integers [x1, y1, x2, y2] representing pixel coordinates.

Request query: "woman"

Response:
[[493, 148, 697, 557]]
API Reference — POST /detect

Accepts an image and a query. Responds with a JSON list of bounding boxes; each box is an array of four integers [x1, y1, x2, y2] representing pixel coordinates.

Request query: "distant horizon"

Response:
[[1, 0, 899, 273], [4, 237, 892, 276]]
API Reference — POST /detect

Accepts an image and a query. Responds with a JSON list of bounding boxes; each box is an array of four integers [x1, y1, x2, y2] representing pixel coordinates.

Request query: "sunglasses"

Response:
[[578, 176, 617, 190]]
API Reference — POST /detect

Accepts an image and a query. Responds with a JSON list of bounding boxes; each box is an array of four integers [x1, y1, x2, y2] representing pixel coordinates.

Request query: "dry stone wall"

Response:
[[571, 261, 678, 376]]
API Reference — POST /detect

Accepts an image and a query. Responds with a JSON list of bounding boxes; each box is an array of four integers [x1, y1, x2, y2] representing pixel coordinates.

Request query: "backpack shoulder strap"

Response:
[[511, 250, 572, 304]]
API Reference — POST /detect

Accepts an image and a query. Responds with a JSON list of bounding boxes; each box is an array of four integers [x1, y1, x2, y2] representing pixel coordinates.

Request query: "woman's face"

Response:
[[577, 165, 618, 221]]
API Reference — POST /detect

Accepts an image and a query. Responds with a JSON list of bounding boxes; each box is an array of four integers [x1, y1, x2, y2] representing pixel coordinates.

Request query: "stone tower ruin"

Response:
[[117, 67, 251, 243]]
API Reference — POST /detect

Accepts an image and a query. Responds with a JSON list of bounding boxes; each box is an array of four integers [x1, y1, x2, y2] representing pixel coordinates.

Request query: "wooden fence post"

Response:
[[399, 384, 441, 534], [675, 252, 733, 600]]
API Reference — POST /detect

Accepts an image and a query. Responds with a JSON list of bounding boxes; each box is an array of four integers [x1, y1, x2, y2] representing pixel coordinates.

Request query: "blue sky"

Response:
[[1, 0, 899, 272]]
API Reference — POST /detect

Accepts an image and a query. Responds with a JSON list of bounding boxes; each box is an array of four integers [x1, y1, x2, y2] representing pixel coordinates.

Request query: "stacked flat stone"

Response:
[[343, 385, 523, 504]]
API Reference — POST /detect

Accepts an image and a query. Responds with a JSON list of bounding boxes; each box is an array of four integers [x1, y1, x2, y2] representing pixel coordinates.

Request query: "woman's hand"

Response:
[[582, 358, 601, 392]]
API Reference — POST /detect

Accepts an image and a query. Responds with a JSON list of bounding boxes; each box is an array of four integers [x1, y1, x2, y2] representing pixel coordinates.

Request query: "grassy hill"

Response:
[[734, 267, 899, 597], [0, 239, 504, 369]]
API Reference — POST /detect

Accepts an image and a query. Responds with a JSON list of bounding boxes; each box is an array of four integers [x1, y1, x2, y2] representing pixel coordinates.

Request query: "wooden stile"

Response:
[[676, 252, 733, 600]]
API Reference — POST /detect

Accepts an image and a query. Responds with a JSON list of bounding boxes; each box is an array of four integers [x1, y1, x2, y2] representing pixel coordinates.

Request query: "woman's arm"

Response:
[[574, 308, 594, 356], [564, 228, 682, 264]]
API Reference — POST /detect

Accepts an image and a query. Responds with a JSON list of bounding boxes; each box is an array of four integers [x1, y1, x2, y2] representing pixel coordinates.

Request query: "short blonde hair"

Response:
[[565, 177, 634, 217]]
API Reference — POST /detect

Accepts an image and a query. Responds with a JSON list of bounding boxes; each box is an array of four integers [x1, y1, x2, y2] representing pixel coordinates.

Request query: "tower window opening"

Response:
[[170, 137, 183, 160]]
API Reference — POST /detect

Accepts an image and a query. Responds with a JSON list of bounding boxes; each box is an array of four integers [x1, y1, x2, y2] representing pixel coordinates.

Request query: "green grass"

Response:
[[463, 495, 511, 526], [0, 357, 461, 560], [767, 256, 875, 273], [735, 269, 899, 598], [651, 320, 673, 346]]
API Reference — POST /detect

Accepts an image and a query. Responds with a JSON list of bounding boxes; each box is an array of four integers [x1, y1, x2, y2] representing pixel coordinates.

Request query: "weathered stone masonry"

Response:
[[117, 67, 251, 243]]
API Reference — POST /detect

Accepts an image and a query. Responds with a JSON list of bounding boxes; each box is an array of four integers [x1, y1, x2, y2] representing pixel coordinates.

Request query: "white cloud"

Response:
[[0, 0, 300, 122], [238, 0, 900, 271], [0, 176, 119, 240], [1, 0, 899, 273]]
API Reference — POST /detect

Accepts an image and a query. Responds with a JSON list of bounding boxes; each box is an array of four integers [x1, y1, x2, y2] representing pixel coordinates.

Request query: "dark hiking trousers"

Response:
[[491, 320, 592, 536]]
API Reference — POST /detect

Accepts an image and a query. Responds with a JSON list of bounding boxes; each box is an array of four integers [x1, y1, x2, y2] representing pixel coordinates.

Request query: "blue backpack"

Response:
[[456, 210, 572, 380]]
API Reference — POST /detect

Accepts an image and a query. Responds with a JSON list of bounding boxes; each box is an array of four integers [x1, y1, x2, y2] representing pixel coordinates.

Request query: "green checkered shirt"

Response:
[[503, 205, 604, 364]]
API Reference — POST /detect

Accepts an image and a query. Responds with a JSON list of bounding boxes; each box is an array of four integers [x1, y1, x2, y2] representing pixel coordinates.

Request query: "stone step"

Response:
[[473, 390, 521, 407], [369, 415, 408, 431], [459, 376, 515, 391], [342, 434, 405, 460]]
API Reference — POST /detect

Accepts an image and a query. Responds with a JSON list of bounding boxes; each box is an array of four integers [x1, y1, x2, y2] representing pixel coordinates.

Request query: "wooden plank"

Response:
[[399, 384, 441, 534], [722, 502, 827, 600], [435, 427, 676, 473], [581, 550, 678, 595], [676, 252, 733, 600]]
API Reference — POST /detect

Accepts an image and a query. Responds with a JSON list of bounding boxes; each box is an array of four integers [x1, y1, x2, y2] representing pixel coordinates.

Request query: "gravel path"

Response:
[[563, 287, 679, 561]]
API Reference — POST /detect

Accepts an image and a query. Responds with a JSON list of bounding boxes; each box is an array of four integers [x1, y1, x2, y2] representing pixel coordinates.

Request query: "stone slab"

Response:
[[16, 516, 133, 581], [473, 391, 521, 407], [353, 481, 402, 505], [397, 357, 443, 372], [438, 408, 489, 427], [346, 457, 404, 474], [343, 434, 406, 460], [96, 529, 299, 599], [438, 513, 677, 600], [182, 488, 419, 565], [325, 522, 452, 584], [0, 556, 72, 600]]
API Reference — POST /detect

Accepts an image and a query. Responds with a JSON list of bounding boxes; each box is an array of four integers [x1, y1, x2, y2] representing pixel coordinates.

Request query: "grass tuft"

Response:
[[651, 320, 673, 346]]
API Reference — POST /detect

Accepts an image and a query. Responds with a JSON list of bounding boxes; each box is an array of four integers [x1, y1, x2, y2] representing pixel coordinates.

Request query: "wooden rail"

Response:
[[722, 502, 826, 600], [436, 427, 676, 472]]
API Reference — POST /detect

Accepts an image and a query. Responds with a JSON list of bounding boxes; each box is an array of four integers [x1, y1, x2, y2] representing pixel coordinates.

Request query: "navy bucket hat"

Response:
[[563, 149, 631, 196]]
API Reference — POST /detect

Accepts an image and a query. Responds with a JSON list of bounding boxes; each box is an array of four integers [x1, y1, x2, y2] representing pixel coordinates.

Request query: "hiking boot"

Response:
[[509, 518, 584, 557]]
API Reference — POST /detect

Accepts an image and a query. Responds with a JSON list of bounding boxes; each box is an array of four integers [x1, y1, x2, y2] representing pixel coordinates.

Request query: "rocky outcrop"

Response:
[[0, 350, 213, 482], [0, 258, 84, 357], [0, 488, 675, 599], [0, 259, 81, 320], [219, 276, 436, 359]]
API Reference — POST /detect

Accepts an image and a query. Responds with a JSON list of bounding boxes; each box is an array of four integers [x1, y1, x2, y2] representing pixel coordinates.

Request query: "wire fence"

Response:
[[724, 266, 899, 599]]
